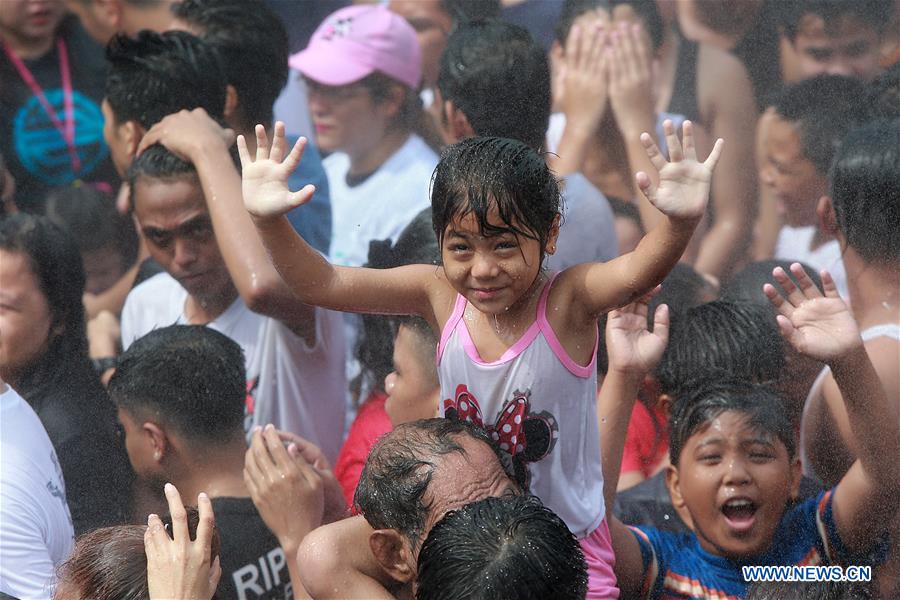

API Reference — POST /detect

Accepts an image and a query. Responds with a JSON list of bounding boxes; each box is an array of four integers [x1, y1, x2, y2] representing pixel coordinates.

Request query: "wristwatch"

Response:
[[92, 356, 118, 374]]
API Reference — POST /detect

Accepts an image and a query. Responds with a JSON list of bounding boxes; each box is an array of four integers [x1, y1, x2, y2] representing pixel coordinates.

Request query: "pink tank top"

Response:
[[437, 274, 606, 538]]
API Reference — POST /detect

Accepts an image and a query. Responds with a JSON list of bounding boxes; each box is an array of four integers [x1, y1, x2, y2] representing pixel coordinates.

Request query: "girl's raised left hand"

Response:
[[637, 120, 723, 221]]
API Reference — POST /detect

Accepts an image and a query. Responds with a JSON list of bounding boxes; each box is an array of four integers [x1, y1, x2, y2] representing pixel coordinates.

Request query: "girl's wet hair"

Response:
[[431, 137, 560, 260], [668, 376, 795, 466]]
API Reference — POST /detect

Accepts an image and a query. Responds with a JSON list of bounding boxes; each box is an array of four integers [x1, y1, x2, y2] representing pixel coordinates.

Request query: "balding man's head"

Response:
[[355, 418, 519, 584]]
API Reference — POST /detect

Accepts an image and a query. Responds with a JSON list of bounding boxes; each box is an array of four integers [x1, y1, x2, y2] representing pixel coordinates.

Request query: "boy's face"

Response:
[[384, 324, 439, 426], [131, 176, 232, 303], [666, 410, 801, 558], [760, 113, 827, 227], [788, 14, 882, 82]]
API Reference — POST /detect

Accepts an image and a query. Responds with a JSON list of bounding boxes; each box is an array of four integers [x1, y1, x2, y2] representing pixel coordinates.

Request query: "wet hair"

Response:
[[0, 214, 92, 395], [44, 185, 138, 266], [668, 377, 795, 465], [745, 579, 870, 600], [865, 62, 900, 120], [127, 144, 198, 207], [554, 0, 664, 50], [56, 508, 221, 600], [354, 418, 507, 550], [431, 137, 560, 262], [171, 0, 288, 129], [723, 260, 822, 307], [105, 30, 226, 128], [828, 119, 900, 265], [656, 301, 785, 399], [771, 75, 867, 174], [439, 0, 501, 24], [415, 495, 588, 600], [109, 325, 246, 444], [355, 209, 440, 398], [778, 0, 891, 41], [438, 20, 550, 150]]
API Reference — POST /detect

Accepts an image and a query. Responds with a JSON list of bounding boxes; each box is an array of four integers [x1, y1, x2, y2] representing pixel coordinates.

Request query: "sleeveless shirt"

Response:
[[437, 274, 605, 538]]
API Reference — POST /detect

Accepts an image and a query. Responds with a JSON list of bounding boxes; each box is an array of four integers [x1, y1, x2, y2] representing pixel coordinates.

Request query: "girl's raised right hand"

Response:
[[239, 122, 316, 219]]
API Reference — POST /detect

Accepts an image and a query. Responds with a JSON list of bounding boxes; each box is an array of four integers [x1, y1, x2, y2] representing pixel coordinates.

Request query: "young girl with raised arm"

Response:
[[239, 120, 722, 597]]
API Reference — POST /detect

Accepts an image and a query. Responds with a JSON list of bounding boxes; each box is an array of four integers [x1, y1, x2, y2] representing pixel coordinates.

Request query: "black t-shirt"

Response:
[[211, 497, 292, 600], [21, 358, 134, 535], [0, 15, 117, 212]]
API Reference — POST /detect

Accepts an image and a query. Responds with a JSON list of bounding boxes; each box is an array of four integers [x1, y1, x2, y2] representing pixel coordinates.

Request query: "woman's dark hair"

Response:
[[0, 214, 91, 397], [360, 71, 445, 154], [416, 495, 588, 600], [356, 209, 441, 399], [668, 376, 794, 466], [828, 119, 900, 266], [56, 508, 221, 600], [431, 137, 560, 262], [554, 0, 664, 50]]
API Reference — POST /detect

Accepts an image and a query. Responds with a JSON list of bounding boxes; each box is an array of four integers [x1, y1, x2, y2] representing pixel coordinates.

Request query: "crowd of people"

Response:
[[0, 0, 898, 599]]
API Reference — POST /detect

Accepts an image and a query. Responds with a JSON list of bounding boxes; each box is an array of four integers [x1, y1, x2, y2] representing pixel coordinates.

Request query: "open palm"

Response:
[[638, 120, 723, 221], [239, 122, 315, 219], [606, 291, 669, 375], [763, 264, 862, 363]]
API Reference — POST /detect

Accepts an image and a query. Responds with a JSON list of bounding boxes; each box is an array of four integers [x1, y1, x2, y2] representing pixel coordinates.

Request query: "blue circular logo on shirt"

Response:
[[13, 88, 108, 186]]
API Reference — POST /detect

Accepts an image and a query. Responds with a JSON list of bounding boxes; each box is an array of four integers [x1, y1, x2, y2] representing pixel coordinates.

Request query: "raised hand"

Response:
[[558, 20, 610, 132], [277, 429, 348, 524], [637, 120, 723, 221], [239, 122, 315, 219], [606, 287, 669, 375], [244, 425, 326, 554], [607, 22, 655, 135], [763, 263, 862, 364], [137, 108, 235, 160], [145, 483, 221, 600]]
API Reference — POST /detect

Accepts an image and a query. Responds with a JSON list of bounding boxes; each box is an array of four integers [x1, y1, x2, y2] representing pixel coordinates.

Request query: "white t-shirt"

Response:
[[121, 273, 348, 462], [325, 134, 438, 267], [547, 173, 619, 271], [775, 225, 849, 299], [0, 385, 74, 600]]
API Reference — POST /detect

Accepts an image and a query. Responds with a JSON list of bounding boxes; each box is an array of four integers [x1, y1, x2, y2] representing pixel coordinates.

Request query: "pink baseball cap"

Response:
[[289, 4, 422, 90]]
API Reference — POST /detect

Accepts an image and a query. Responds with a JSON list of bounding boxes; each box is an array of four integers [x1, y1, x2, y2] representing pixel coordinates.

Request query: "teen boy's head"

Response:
[[109, 324, 246, 483], [823, 119, 900, 267], [666, 377, 801, 558], [437, 20, 550, 150], [761, 74, 866, 227], [388, 0, 500, 88], [103, 30, 226, 177], [778, 0, 891, 82], [170, 0, 288, 134], [127, 145, 232, 304]]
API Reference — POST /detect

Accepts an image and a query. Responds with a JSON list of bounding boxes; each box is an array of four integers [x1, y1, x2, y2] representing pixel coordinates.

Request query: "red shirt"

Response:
[[334, 392, 393, 507], [621, 400, 669, 478]]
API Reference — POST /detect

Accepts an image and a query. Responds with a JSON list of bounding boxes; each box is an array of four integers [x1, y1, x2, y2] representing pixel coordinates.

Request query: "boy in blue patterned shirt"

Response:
[[598, 264, 898, 599]]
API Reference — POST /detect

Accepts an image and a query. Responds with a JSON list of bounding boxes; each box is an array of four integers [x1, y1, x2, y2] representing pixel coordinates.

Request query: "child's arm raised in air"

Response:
[[560, 120, 723, 320], [596, 293, 670, 597], [240, 125, 443, 325], [765, 264, 900, 555]]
